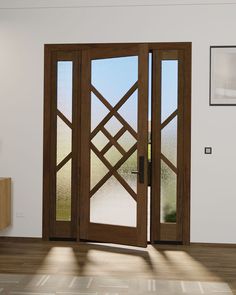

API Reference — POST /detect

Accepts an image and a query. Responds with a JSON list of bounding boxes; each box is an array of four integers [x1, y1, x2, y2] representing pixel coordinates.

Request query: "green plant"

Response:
[[164, 210, 176, 223]]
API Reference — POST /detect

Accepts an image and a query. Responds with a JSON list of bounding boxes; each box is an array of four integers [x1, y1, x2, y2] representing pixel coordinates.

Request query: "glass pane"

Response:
[[57, 61, 73, 122], [161, 160, 177, 223], [56, 160, 72, 221], [117, 151, 137, 193], [161, 117, 177, 166], [104, 116, 123, 136], [161, 60, 178, 123], [90, 151, 109, 189], [57, 117, 72, 165], [104, 146, 122, 166], [91, 131, 109, 151], [91, 93, 109, 131], [92, 56, 138, 107], [90, 176, 137, 227], [117, 131, 136, 152], [118, 90, 138, 131]]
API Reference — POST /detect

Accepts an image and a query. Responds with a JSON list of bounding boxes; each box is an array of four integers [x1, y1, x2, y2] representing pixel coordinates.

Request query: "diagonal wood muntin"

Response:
[[56, 152, 72, 172], [89, 83, 139, 199], [100, 126, 127, 156], [56, 110, 72, 172], [91, 143, 137, 201], [57, 109, 72, 129], [90, 143, 137, 198], [90, 82, 138, 140], [160, 109, 178, 174]]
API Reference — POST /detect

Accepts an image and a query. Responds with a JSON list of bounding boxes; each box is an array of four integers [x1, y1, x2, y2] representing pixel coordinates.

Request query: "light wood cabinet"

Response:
[[0, 178, 11, 230]]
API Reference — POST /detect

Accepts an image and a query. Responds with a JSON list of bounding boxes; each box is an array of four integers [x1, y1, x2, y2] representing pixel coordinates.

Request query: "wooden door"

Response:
[[79, 45, 149, 247]]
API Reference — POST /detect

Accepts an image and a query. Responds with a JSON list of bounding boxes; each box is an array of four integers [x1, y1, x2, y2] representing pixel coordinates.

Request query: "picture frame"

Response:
[[210, 46, 236, 106]]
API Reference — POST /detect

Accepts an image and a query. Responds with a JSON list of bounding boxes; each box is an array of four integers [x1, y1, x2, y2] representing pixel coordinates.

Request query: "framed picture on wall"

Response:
[[210, 46, 236, 105]]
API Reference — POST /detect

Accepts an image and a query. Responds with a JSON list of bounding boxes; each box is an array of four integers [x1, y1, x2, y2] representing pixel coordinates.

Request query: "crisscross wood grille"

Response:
[[90, 82, 138, 200], [161, 109, 178, 174], [56, 109, 72, 172]]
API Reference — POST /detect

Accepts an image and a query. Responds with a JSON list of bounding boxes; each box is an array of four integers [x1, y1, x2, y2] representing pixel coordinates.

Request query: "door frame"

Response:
[[43, 42, 191, 245]]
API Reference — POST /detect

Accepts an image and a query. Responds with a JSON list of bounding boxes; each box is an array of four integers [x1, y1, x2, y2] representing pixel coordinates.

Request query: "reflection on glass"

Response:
[[91, 131, 109, 151], [118, 91, 138, 131], [117, 131, 136, 152], [90, 55, 139, 228], [56, 160, 72, 221], [104, 116, 123, 136], [90, 151, 109, 189], [104, 146, 122, 166], [161, 117, 177, 166], [90, 176, 137, 227], [57, 61, 73, 122], [161, 60, 178, 122], [57, 117, 72, 165], [117, 151, 137, 193], [91, 94, 109, 131], [92, 56, 138, 107], [161, 160, 177, 223]]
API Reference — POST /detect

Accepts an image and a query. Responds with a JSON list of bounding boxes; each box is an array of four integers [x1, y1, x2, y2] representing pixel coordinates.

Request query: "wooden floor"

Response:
[[0, 240, 236, 294]]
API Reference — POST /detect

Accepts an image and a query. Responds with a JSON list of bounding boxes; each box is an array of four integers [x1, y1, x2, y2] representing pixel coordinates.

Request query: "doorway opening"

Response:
[[43, 43, 191, 247]]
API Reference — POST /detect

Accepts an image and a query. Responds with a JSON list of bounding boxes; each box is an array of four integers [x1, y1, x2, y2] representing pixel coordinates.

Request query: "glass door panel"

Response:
[[56, 61, 73, 223], [90, 55, 138, 227]]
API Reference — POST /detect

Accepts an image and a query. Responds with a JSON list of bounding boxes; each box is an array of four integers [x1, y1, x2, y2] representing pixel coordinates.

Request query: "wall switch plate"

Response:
[[205, 147, 212, 154]]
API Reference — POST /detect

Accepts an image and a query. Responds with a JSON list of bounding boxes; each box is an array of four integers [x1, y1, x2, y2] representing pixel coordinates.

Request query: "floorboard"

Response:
[[0, 241, 235, 294]]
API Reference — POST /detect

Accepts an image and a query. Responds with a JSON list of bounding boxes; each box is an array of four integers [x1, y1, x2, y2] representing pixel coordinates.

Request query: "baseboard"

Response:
[[0, 237, 236, 248], [191, 242, 236, 248], [0, 236, 42, 243]]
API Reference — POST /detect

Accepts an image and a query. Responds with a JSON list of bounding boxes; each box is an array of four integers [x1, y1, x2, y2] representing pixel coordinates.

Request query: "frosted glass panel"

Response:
[[90, 55, 139, 229], [90, 176, 137, 227], [57, 117, 72, 165], [91, 93, 109, 131], [90, 151, 109, 189], [56, 160, 71, 221], [161, 160, 177, 223], [118, 91, 138, 131], [161, 117, 177, 166], [91, 131, 109, 151], [117, 131, 136, 152], [92, 56, 138, 106], [117, 151, 137, 193], [161, 60, 178, 123], [104, 116, 123, 136], [57, 61, 73, 122], [104, 146, 122, 166]]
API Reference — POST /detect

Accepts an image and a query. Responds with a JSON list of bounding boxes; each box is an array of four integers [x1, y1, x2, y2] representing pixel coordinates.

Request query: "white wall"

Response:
[[1, 0, 236, 243]]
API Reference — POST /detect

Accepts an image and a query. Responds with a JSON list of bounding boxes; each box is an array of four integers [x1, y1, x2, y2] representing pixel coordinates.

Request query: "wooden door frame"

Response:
[[43, 42, 191, 245]]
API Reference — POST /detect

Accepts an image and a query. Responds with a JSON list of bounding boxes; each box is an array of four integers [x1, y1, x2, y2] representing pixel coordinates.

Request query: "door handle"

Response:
[[131, 156, 144, 184]]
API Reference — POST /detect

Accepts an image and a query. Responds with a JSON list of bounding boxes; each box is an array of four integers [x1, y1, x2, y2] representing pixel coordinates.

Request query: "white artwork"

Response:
[[210, 46, 236, 105]]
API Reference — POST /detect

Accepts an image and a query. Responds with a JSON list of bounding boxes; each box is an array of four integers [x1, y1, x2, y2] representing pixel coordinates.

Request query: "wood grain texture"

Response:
[[43, 42, 191, 246], [0, 240, 235, 294], [0, 178, 11, 230]]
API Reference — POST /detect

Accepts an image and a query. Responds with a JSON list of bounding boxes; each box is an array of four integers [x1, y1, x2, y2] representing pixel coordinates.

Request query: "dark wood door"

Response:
[[79, 45, 149, 247]]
